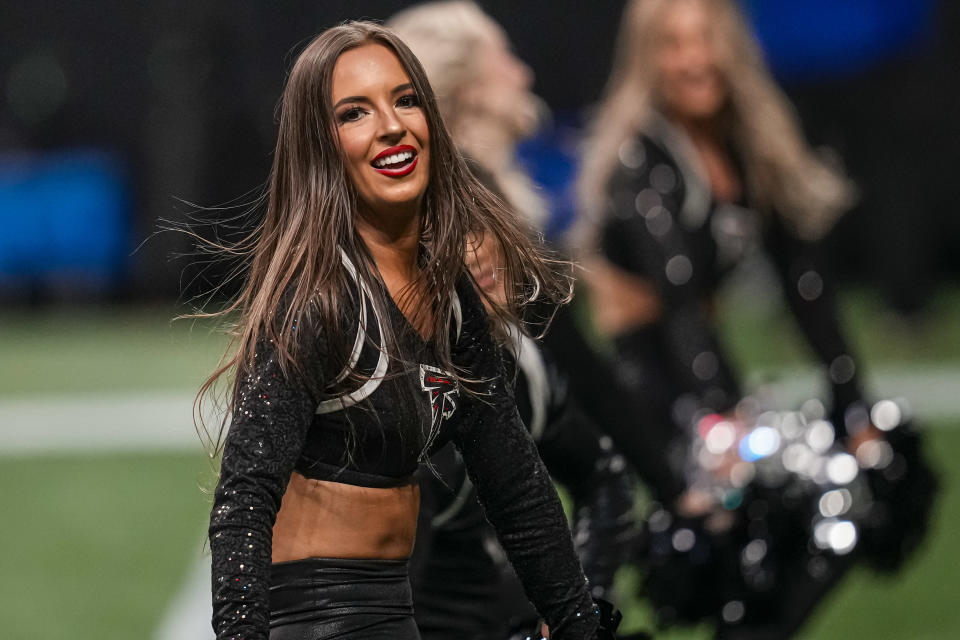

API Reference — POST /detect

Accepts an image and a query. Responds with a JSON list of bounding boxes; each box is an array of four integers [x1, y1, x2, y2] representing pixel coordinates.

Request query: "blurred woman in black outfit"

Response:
[[390, 0, 683, 506], [414, 230, 636, 640], [577, 0, 871, 493]]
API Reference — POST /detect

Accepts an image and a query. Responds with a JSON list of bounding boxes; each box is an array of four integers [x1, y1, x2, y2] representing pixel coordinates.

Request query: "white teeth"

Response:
[[374, 150, 414, 168]]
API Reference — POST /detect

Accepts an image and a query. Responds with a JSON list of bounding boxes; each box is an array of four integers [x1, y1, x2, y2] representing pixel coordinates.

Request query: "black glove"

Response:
[[595, 598, 624, 640]]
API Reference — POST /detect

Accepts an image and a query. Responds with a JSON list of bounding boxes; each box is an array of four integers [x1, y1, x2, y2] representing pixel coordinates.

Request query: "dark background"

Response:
[[1, 0, 957, 314]]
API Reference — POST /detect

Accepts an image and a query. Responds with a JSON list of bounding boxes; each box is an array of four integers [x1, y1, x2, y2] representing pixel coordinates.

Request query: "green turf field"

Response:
[[0, 453, 212, 639], [2, 289, 958, 639]]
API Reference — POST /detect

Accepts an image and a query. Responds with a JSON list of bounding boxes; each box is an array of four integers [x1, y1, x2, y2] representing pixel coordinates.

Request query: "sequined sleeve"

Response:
[[208, 334, 322, 640], [451, 280, 600, 639], [601, 139, 741, 411], [763, 213, 864, 431]]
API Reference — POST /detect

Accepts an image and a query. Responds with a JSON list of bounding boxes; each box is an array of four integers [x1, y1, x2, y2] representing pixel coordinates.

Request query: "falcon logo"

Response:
[[420, 364, 459, 449]]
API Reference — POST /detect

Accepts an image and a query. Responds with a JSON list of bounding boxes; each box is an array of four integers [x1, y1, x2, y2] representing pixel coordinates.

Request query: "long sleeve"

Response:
[[537, 399, 638, 599], [763, 214, 864, 430], [209, 334, 321, 640], [601, 141, 740, 411], [451, 281, 599, 639]]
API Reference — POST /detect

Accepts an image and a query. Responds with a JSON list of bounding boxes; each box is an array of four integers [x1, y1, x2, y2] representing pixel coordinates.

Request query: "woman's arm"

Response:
[[209, 334, 320, 640], [763, 213, 864, 433], [453, 394, 601, 638], [451, 282, 600, 639]]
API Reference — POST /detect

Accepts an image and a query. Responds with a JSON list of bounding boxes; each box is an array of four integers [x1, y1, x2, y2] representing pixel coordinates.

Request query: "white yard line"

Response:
[[745, 364, 960, 421], [154, 550, 215, 640], [0, 389, 203, 455], [2, 365, 958, 457]]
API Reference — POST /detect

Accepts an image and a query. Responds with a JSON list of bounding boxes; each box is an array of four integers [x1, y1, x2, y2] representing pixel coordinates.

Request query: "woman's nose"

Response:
[[377, 109, 406, 142]]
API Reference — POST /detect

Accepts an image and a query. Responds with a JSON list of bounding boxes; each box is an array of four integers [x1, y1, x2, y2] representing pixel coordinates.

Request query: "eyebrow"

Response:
[[333, 83, 415, 110]]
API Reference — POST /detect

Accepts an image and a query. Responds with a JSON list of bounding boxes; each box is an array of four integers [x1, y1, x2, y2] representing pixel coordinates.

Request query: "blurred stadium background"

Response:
[[2, 1, 959, 638]]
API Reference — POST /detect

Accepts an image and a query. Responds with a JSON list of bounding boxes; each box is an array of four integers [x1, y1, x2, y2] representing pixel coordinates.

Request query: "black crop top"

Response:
[[292, 261, 457, 488], [208, 262, 599, 640]]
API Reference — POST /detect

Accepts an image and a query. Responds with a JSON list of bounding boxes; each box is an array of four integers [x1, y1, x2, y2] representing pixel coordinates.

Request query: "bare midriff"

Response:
[[271, 471, 420, 562]]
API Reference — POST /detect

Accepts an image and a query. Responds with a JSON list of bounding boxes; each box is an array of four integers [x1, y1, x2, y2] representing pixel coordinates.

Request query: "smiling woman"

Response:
[[195, 21, 606, 640]]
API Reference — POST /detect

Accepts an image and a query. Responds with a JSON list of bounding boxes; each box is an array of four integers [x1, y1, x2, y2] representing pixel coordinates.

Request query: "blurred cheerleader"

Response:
[[577, 0, 865, 496]]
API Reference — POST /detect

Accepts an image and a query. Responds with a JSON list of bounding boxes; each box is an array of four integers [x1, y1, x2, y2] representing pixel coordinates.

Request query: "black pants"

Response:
[[269, 557, 419, 640]]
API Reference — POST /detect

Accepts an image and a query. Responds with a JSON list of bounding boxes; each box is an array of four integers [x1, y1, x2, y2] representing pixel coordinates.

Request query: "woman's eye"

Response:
[[397, 94, 420, 109], [338, 107, 365, 123]]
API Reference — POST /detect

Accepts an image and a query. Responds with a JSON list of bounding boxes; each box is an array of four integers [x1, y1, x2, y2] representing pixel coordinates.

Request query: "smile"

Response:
[[371, 145, 419, 177]]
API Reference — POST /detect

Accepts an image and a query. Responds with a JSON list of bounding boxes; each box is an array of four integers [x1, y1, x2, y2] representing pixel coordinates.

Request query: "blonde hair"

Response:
[[387, 1, 496, 125], [388, 1, 548, 228], [577, 0, 855, 244]]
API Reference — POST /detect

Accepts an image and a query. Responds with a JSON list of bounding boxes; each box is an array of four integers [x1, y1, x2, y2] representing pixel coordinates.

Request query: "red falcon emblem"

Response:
[[420, 364, 459, 449]]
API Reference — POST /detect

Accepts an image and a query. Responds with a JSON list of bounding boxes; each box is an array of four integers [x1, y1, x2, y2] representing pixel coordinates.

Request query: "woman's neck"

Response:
[[356, 205, 435, 339], [354, 203, 434, 339], [667, 111, 742, 204], [355, 207, 421, 285], [669, 110, 725, 147]]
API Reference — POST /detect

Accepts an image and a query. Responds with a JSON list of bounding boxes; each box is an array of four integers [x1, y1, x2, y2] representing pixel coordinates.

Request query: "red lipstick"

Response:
[[371, 144, 418, 177]]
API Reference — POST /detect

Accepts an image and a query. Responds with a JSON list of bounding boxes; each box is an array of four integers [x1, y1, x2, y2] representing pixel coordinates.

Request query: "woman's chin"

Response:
[[668, 92, 727, 123], [362, 191, 425, 218]]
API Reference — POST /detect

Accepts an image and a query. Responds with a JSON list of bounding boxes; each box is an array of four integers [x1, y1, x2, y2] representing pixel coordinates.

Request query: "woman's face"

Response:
[[464, 27, 539, 139], [654, 0, 727, 122], [332, 43, 430, 217]]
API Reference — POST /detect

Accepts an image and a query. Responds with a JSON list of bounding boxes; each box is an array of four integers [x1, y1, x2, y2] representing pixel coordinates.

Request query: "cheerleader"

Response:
[[577, 0, 866, 506], [203, 21, 610, 640]]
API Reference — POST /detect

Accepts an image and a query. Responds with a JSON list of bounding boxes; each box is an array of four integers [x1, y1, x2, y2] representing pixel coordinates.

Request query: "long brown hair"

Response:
[[577, 0, 855, 245], [192, 21, 570, 455]]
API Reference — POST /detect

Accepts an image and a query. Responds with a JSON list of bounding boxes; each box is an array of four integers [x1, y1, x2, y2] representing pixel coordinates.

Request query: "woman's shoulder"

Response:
[[604, 131, 686, 210], [607, 131, 683, 192], [269, 290, 364, 387]]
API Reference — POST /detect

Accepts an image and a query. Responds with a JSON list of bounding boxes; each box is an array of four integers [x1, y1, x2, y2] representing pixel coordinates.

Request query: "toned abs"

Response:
[[272, 472, 420, 562]]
